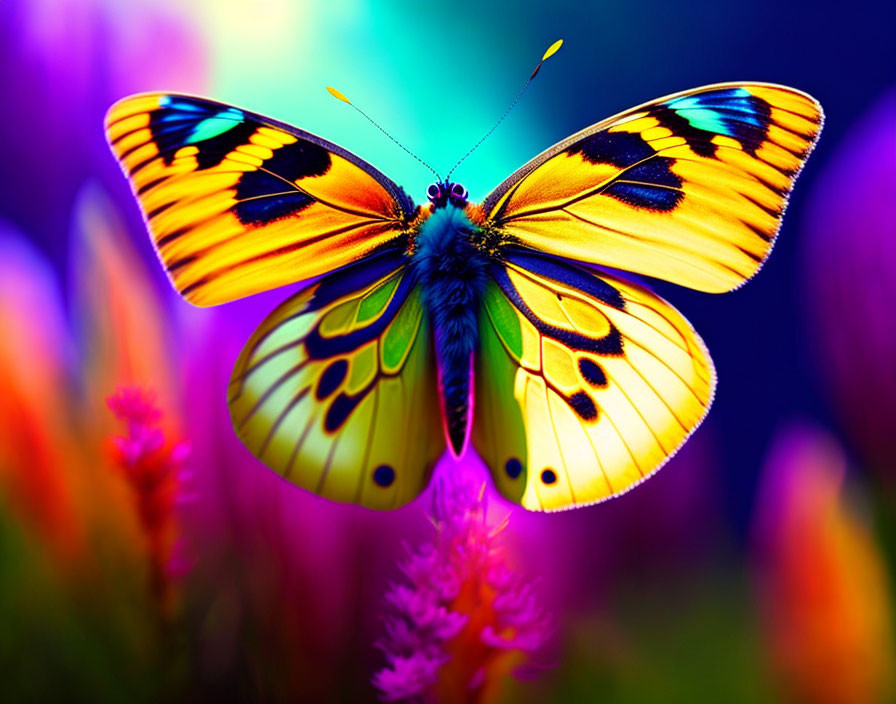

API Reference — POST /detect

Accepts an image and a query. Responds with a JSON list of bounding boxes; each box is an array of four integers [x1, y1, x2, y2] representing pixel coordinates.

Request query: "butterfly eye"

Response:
[[450, 183, 468, 200], [426, 184, 442, 201]]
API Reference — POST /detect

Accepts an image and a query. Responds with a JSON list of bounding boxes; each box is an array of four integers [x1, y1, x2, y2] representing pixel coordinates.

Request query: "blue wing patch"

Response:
[[650, 87, 772, 156]]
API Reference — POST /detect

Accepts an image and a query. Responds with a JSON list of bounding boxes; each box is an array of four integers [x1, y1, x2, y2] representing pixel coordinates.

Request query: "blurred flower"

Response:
[[1, 182, 425, 699], [0, 193, 193, 698], [802, 88, 896, 486], [0, 184, 180, 574], [753, 424, 896, 704], [107, 386, 191, 610], [374, 466, 551, 703], [0, 0, 208, 262], [0, 224, 85, 566]]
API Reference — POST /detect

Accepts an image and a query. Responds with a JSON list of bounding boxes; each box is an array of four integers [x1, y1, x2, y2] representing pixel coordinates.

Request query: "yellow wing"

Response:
[[476, 83, 822, 293], [473, 249, 715, 512], [228, 250, 444, 510], [106, 93, 416, 306]]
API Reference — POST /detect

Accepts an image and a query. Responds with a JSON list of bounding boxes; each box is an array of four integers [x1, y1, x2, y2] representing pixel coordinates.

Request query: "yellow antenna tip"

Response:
[[326, 86, 352, 104], [542, 39, 563, 61]]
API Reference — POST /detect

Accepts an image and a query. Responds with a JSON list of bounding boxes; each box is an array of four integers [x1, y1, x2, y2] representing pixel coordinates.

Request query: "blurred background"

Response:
[[1, 0, 894, 702]]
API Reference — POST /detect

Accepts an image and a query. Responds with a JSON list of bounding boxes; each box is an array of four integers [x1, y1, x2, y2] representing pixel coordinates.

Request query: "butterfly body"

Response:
[[106, 81, 822, 512], [411, 198, 488, 455]]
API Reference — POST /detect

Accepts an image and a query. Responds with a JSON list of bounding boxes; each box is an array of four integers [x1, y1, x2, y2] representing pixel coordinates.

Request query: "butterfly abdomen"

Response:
[[413, 206, 488, 456]]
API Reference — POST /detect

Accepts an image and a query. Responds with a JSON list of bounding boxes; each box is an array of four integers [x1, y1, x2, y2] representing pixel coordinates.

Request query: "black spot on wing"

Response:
[[233, 140, 332, 225], [324, 392, 362, 432], [373, 464, 395, 487], [505, 458, 523, 479], [567, 131, 655, 167], [603, 182, 682, 211], [234, 192, 315, 225], [315, 359, 348, 399], [578, 358, 608, 387], [256, 139, 332, 182], [541, 468, 557, 485], [624, 158, 682, 188], [567, 391, 598, 421]]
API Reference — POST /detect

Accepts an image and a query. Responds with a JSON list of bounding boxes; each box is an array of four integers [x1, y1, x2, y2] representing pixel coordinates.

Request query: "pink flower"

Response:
[[374, 466, 551, 703], [107, 386, 192, 610], [0, 187, 183, 571]]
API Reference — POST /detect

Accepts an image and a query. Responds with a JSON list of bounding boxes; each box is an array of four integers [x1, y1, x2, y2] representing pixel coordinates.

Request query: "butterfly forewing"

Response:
[[228, 250, 444, 509], [474, 250, 715, 511], [106, 93, 415, 306], [479, 83, 822, 293]]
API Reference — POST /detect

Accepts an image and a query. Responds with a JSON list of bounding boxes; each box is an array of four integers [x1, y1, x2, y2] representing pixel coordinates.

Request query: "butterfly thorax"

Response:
[[411, 205, 489, 456]]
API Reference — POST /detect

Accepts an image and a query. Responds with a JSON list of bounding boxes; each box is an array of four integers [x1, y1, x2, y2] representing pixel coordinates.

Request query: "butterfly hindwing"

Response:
[[473, 249, 715, 511], [228, 250, 444, 510], [478, 83, 822, 293], [106, 93, 416, 306]]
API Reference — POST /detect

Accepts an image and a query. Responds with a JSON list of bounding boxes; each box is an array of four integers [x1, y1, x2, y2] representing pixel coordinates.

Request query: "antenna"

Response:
[[326, 86, 442, 181], [444, 39, 563, 181]]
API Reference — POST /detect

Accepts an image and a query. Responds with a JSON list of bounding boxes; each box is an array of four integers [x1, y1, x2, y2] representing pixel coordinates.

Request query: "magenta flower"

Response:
[[374, 466, 551, 703]]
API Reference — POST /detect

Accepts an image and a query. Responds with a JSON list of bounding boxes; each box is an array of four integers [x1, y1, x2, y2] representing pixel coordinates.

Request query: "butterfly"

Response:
[[105, 44, 822, 512]]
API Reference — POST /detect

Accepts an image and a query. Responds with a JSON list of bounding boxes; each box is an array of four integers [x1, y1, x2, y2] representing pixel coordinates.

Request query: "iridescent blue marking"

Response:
[[158, 96, 204, 112], [185, 108, 244, 144], [666, 88, 762, 136]]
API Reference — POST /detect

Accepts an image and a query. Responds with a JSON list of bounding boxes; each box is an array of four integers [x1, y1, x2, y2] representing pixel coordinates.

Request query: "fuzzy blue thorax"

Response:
[[411, 206, 489, 455]]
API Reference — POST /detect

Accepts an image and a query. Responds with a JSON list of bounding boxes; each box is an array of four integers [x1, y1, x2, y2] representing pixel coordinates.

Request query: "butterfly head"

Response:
[[426, 182, 468, 210]]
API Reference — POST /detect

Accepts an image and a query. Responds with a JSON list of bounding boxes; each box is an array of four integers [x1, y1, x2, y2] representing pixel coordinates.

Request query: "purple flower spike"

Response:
[[373, 467, 551, 702]]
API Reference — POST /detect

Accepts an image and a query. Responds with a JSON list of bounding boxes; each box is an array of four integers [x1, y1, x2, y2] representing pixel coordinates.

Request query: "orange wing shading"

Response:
[[106, 93, 417, 306], [477, 83, 822, 293]]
